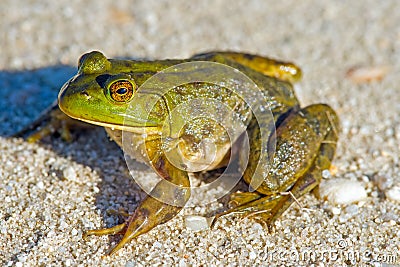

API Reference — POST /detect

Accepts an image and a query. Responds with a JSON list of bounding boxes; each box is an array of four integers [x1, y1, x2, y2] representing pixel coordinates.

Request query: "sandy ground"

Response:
[[1, 1, 400, 266]]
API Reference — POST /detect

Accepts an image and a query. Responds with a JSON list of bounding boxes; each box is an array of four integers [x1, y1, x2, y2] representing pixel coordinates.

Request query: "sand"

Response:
[[1, 1, 400, 266]]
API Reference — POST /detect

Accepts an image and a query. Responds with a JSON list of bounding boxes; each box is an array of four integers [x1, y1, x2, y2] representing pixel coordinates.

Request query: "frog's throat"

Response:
[[73, 117, 160, 134]]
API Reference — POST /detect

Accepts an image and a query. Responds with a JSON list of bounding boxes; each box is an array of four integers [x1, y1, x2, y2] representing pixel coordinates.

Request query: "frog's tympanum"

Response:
[[31, 51, 339, 255]]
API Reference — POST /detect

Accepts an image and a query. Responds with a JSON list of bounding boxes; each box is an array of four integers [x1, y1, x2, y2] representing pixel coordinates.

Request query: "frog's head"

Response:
[[59, 51, 168, 134]]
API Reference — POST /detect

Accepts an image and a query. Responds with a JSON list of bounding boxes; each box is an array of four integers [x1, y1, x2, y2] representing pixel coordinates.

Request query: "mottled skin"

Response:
[[29, 51, 339, 255]]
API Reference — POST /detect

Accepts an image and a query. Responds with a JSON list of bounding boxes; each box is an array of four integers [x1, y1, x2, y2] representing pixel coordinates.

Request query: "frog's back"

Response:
[[190, 52, 300, 119]]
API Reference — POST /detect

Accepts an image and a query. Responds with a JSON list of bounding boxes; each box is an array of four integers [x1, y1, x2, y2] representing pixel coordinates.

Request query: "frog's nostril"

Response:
[[80, 91, 91, 100]]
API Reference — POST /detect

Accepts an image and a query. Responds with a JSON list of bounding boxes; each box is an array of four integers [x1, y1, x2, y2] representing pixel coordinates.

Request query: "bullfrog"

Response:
[[23, 51, 339, 256]]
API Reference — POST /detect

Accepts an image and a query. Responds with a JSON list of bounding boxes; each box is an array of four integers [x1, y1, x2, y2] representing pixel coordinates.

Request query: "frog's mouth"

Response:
[[64, 113, 161, 134]]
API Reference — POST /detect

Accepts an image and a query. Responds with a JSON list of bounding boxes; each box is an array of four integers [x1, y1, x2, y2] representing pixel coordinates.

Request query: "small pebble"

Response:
[[36, 181, 45, 189], [153, 241, 162, 249], [63, 166, 77, 181], [319, 178, 367, 204], [345, 204, 359, 216], [385, 185, 400, 202], [375, 175, 393, 190], [322, 169, 332, 179], [251, 222, 263, 232], [346, 65, 389, 84], [331, 207, 341, 215], [71, 228, 78, 236], [179, 258, 187, 267], [184, 215, 210, 231]]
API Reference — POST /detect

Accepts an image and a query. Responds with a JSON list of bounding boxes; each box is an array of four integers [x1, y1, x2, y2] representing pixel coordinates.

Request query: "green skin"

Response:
[[57, 51, 339, 256]]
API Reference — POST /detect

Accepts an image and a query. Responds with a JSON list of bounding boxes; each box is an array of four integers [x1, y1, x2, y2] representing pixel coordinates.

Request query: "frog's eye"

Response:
[[108, 80, 136, 103]]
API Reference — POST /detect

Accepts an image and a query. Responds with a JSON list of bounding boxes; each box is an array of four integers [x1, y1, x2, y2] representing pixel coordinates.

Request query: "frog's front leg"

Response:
[[13, 101, 92, 142], [213, 104, 339, 227], [84, 153, 191, 256]]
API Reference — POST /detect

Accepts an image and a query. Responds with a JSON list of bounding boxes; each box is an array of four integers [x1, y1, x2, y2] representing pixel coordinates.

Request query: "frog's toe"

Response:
[[241, 209, 273, 227], [14, 103, 93, 142], [209, 211, 232, 228], [25, 120, 73, 143], [209, 215, 219, 229], [211, 194, 282, 228], [83, 222, 127, 240], [227, 191, 263, 208], [265, 219, 276, 234], [106, 208, 130, 218], [25, 125, 57, 143], [14, 115, 61, 142]]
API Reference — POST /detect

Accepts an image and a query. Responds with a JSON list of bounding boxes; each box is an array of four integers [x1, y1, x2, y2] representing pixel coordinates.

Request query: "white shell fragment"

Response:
[[385, 185, 400, 202], [184, 215, 210, 232], [63, 166, 77, 181], [319, 178, 367, 205]]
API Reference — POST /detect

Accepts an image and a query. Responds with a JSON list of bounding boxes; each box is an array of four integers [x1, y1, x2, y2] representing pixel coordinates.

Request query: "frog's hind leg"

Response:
[[247, 104, 339, 226], [192, 51, 302, 83], [212, 104, 339, 227], [260, 104, 339, 225]]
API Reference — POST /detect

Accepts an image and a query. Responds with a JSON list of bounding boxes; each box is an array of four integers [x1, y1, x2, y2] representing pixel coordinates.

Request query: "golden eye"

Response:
[[108, 80, 135, 102]]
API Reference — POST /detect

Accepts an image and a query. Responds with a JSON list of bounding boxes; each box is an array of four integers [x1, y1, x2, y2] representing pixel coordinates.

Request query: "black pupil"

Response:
[[116, 87, 127, 95]]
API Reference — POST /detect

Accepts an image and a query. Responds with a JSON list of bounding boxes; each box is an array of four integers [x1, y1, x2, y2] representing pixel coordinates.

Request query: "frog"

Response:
[[22, 51, 339, 256]]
